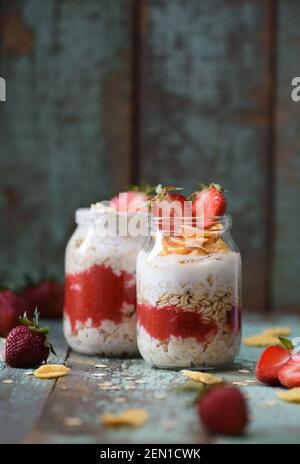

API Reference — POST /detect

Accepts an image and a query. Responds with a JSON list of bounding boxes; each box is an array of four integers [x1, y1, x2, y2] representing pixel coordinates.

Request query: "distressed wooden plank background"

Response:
[[0, 0, 299, 313]]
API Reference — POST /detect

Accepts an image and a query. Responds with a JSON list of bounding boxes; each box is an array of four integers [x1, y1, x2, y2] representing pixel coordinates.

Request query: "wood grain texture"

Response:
[[0, 321, 68, 444], [21, 317, 300, 444], [273, 1, 300, 310], [138, 0, 274, 311], [0, 0, 132, 283]]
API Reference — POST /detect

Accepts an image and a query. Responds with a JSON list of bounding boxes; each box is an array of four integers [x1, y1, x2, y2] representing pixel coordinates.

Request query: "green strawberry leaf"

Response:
[[279, 336, 294, 350]]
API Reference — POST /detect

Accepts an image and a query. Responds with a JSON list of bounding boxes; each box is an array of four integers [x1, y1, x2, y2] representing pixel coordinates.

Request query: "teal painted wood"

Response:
[[0, 320, 68, 444], [273, 1, 300, 311], [0, 0, 132, 284], [138, 0, 273, 312], [19, 317, 300, 444]]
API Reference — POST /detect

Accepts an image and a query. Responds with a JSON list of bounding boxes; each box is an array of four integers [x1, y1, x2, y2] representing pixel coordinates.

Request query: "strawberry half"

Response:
[[5, 309, 56, 368], [255, 346, 291, 385], [0, 290, 28, 337], [190, 183, 227, 228], [22, 280, 64, 319], [278, 356, 300, 388]]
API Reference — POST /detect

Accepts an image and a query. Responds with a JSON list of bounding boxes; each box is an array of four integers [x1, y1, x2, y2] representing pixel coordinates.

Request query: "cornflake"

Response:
[[262, 327, 291, 337], [101, 408, 149, 427], [277, 388, 300, 403], [181, 370, 223, 385], [243, 334, 281, 348], [34, 364, 70, 379]]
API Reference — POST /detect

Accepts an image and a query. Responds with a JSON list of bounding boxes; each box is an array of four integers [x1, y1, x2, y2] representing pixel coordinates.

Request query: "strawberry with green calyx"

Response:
[[110, 182, 155, 213], [149, 185, 188, 233], [189, 183, 227, 228], [126, 182, 156, 196], [5, 309, 56, 368]]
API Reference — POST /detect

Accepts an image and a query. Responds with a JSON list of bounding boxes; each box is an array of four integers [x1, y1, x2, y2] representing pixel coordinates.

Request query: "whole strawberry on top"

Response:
[[190, 183, 227, 228], [110, 182, 155, 213], [5, 309, 56, 368]]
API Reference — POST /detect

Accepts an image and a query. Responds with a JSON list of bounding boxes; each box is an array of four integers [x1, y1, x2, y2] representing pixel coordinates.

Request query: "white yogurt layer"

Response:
[[137, 324, 240, 368], [137, 249, 241, 306], [66, 224, 145, 276], [64, 316, 138, 356]]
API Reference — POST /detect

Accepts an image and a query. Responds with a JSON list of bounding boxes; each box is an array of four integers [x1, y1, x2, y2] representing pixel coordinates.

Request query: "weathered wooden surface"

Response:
[[0, 0, 132, 283], [0, 318, 299, 444], [0, 321, 68, 444], [273, 1, 300, 311], [138, 0, 273, 312]]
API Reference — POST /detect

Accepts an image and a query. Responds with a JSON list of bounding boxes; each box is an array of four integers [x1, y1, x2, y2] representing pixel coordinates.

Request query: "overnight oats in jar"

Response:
[[64, 191, 148, 356], [136, 184, 241, 368]]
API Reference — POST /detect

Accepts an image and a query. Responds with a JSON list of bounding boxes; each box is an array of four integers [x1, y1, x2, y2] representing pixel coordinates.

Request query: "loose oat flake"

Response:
[[2, 379, 13, 384], [238, 369, 251, 374], [181, 370, 223, 385], [94, 364, 108, 368], [277, 388, 300, 403], [34, 364, 70, 379], [101, 408, 149, 427], [64, 417, 83, 427]]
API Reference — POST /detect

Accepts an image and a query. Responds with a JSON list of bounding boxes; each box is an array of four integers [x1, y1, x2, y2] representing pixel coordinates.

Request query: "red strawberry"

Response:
[[191, 183, 227, 228], [150, 185, 188, 233], [278, 357, 300, 388], [5, 310, 56, 368], [0, 290, 28, 337], [110, 191, 148, 213], [23, 280, 64, 319], [255, 346, 291, 385], [198, 385, 248, 435]]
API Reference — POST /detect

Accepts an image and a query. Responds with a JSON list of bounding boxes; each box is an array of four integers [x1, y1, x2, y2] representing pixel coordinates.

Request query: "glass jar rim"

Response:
[[75, 207, 148, 225], [150, 214, 232, 227]]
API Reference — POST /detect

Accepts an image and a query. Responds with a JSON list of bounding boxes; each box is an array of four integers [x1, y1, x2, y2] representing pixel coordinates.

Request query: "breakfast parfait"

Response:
[[63, 187, 151, 356], [136, 184, 241, 368]]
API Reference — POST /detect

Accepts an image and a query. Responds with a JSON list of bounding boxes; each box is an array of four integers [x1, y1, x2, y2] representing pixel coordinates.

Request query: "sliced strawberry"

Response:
[[255, 346, 291, 385], [278, 357, 300, 388], [110, 191, 148, 213], [191, 183, 227, 228]]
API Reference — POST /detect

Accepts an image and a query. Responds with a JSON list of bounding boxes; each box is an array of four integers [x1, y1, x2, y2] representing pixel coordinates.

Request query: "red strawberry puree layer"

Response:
[[137, 303, 218, 343], [64, 263, 136, 333]]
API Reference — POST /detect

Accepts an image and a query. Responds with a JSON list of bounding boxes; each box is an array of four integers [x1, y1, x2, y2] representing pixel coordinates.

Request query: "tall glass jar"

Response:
[[64, 205, 145, 356], [136, 216, 241, 368]]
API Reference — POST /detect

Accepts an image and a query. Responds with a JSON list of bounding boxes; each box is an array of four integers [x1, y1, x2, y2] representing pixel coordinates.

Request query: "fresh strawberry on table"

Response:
[[198, 385, 248, 435], [190, 183, 227, 228], [0, 289, 28, 337], [255, 345, 291, 385], [5, 309, 56, 368], [278, 356, 300, 388], [22, 280, 64, 319]]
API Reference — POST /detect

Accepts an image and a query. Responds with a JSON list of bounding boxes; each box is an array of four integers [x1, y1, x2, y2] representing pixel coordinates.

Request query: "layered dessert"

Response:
[[136, 184, 241, 368], [64, 190, 149, 356]]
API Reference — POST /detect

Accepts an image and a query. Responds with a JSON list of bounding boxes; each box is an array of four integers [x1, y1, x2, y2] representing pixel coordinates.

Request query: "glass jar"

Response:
[[136, 216, 241, 368], [64, 205, 146, 356]]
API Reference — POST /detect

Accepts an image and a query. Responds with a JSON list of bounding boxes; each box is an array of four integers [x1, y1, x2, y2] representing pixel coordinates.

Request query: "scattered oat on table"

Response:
[[2, 379, 13, 384], [153, 393, 166, 400], [238, 369, 251, 374], [256, 400, 278, 409], [232, 381, 248, 387], [135, 379, 146, 384], [101, 408, 148, 427], [94, 364, 108, 368], [64, 417, 83, 427], [114, 397, 127, 403]]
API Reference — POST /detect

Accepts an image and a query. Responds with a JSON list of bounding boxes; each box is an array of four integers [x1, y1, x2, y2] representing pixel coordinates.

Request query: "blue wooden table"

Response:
[[0, 316, 299, 444]]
